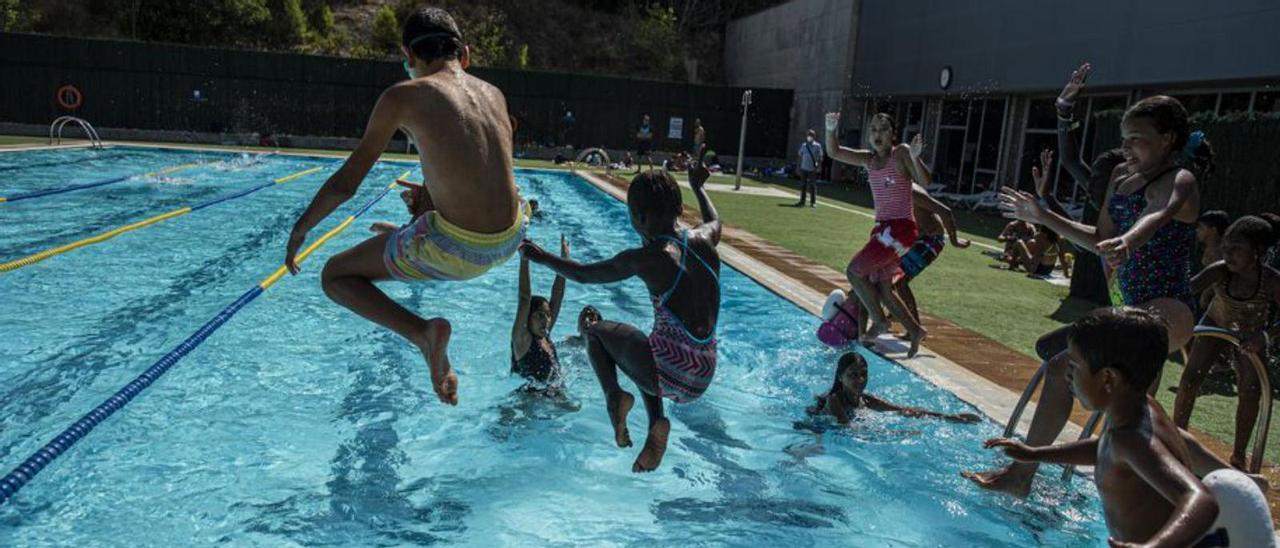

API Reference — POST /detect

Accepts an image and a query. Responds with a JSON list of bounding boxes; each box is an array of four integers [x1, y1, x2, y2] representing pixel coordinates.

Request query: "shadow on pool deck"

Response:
[[590, 169, 1280, 525]]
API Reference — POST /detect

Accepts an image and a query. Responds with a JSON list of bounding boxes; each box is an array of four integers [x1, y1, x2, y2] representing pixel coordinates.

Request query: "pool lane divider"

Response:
[[0, 172, 409, 506], [0, 164, 326, 273], [0, 162, 206, 204]]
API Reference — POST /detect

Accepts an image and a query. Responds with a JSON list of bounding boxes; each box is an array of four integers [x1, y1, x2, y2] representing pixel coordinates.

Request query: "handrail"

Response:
[[49, 116, 103, 149], [1008, 325, 1274, 482]]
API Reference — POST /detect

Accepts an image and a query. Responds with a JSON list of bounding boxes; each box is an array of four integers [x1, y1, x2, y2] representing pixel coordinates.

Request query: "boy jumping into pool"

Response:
[[983, 308, 1274, 546], [284, 7, 523, 406], [807, 352, 980, 424], [520, 161, 721, 473]]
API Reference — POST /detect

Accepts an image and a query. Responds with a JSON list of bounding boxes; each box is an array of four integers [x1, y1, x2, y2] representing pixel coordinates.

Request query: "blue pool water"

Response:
[[0, 146, 1109, 546]]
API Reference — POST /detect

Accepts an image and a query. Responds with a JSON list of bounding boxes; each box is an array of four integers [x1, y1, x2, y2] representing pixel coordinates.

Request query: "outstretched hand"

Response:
[[949, 412, 982, 424], [285, 228, 306, 274], [519, 239, 550, 263], [560, 234, 570, 258], [1058, 62, 1092, 110], [688, 154, 711, 191], [997, 187, 1044, 224], [1033, 149, 1055, 198], [983, 437, 1039, 461], [1097, 236, 1131, 270]]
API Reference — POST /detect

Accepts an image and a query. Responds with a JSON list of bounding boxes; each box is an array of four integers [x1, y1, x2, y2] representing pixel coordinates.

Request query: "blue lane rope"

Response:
[[0, 171, 407, 506], [0, 152, 274, 204]]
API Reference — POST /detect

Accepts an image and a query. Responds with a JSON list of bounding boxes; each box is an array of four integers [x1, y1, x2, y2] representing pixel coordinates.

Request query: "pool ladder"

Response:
[[1004, 325, 1273, 480], [49, 116, 104, 149]]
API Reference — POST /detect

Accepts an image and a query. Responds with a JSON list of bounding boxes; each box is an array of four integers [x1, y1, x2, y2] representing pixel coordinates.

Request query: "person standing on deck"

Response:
[[795, 129, 825, 208]]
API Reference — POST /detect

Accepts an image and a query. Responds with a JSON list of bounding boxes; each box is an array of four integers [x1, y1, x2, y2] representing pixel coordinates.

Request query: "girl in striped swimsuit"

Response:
[[825, 112, 931, 356], [520, 163, 721, 473]]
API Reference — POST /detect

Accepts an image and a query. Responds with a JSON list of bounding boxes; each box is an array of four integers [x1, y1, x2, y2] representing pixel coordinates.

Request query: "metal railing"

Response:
[[1004, 325, 1272, 481], [49, 116, 104, 149]]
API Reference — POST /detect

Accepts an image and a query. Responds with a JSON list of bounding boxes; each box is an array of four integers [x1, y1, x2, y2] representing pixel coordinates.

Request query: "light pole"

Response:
[[733, 89, 752, 191]]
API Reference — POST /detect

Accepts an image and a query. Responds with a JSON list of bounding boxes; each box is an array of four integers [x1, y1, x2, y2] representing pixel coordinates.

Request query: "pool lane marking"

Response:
[[0, 162, 206, 204], [0, 165, 326, 273], [0, 172, 408, 506]]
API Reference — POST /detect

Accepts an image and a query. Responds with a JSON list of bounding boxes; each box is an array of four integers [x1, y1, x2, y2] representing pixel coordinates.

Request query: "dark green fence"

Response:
[[0, 32, 793, 157], [1091, 110, 1280, 217]]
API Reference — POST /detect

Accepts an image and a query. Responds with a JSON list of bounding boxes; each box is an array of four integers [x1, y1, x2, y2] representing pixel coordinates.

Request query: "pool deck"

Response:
[[10, 141, 1277, 521]]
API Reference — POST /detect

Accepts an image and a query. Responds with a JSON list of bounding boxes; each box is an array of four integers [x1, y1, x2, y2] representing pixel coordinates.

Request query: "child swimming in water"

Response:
[[825, 112, 930, 356], [520, 162, 721, 472], [284, 7, 526, 406], [511, 235, 569, 389], [1174, 215, 1280, 468], [807, 352, 980, 424], [984, 307, 1274, 547]]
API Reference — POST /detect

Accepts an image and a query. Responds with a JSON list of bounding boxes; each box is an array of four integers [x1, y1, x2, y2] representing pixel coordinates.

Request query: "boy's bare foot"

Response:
[[633, 417, 671, 473], [414, 318, 457, 405], [962, 466, 1033, 498], [608, 391, 635, 448], [907, 327, 928, 358]]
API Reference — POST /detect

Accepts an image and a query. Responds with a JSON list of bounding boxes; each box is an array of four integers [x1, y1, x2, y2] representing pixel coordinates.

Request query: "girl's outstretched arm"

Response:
[[824, 112, 873, 167], [1056, 63, 1095, 192], [863, 395, 980, 423], [512, 255, 533, 359], [521, 240, 644, 284], [547, 235, 569, 331]]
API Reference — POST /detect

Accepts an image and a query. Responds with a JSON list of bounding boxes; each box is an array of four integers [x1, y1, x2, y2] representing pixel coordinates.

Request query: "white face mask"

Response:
[[806, 136, 815, 143]]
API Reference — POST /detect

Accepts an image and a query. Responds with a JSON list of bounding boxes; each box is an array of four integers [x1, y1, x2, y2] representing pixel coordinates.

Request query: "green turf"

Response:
[[0, 135, 51, 146]]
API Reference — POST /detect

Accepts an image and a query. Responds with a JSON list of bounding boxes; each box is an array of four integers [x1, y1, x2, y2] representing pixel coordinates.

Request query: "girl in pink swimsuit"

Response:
[[521, 163, 721, 474], [824, 111, 931, 356]]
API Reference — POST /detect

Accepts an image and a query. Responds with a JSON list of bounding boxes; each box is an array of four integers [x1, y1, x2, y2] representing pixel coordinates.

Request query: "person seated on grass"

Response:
[[997, 219, 1036, 258], [807, 352, 981, 424], [983, 307, 1274, 547], [999, 225, 1062, 279], [1173, 215, 1280, 469], [512, 235, 569, 392], [286, 7, 525, 406], [520, 161, 721, 473]]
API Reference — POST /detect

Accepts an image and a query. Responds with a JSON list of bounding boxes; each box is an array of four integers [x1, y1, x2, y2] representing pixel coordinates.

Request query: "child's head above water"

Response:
[[1065, 307, 1168, 411], [577, 305, 601, 336], [1196, 210, 1230, 244], [1221, 215, 1280, 273], [1121, 95, 1214, 176], [626, 170, 683, 239], [401, 7, 466, 69], [833, 352, 869, 397], [527, 295, 552, 337]]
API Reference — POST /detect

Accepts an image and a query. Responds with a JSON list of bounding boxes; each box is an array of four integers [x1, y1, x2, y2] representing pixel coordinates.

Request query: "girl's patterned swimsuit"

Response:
[[649, 230, 719, 403], [1107, 167, 1196, 306]]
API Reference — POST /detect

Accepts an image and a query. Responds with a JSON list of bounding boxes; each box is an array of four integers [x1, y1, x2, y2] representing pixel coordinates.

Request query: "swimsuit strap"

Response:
[[655, 230, 719, 308], [1119, 165, 1179, 197]]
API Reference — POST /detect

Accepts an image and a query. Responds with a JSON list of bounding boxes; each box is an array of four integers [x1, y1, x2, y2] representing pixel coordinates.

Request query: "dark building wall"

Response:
[[852, 0, 1280, 97], [0, 33, 793, 157]]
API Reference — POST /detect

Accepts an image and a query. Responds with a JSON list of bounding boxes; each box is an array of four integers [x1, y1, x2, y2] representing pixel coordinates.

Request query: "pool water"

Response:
[[0, 146, 1109, 546]]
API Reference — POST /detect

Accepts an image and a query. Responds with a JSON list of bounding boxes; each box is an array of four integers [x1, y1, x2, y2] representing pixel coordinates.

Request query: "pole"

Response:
[[734, 90, 752, 191]]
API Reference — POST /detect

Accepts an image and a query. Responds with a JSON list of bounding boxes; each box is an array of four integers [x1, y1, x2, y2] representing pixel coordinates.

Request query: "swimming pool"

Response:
[[0, 146, 1109, 546]]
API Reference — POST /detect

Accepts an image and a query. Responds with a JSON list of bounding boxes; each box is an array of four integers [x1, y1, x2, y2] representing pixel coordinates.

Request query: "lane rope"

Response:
[[0, 172, 408, 506], [0, 162, 207, 204], [0, 165, 327, 273]]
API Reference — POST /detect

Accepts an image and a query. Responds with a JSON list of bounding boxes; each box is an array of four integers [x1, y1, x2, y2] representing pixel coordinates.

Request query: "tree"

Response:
[[630, 4, 684, 80], [267, 0, 308, 46], [371, 5, 399, 52]]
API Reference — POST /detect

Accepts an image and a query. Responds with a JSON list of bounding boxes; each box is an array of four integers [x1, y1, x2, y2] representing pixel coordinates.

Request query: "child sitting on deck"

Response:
[[511, 235, 570, 391], [519, 162, 721, 473], [807, 352, 981, 424], [984, 308, 1274, 547], [285, 7, 524, 406]]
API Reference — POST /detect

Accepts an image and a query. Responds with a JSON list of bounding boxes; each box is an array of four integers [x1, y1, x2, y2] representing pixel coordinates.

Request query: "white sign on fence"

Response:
[[668, 117, 684, 139]]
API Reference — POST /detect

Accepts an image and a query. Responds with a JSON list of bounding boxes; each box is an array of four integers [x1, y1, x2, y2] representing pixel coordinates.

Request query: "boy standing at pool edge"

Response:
[[285, 7, 524, 406]]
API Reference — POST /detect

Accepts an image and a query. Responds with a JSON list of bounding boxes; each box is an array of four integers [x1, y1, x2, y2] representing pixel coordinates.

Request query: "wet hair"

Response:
[[528, 295, 550, 324], [1223, 215, 1280, 257], [402, 7, 464, 63], [830, 352, 867, 393], [1197, 210, 1230, 236], [626, 170, 682, 222], [1123, 95, 1215, 178], [1067, 307, 1168, 390]]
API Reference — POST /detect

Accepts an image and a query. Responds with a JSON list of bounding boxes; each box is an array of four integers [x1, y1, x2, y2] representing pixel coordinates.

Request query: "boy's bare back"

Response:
[[394, 70, 518, 234], [1096, 397, 1196, 543]]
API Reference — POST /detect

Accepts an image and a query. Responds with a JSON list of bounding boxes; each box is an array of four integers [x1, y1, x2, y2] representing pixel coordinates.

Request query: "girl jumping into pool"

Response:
[[824, 112, 930, 356], [511, 235, 570, 391], [519, 161, 721, 472], [967, 90, 1213, 497], [1173, 215, 1280, 468]]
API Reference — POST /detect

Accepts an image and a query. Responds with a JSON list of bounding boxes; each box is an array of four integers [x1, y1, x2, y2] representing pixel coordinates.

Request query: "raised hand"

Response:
[[560, 234, 570, 258], [1097, 236, 1131, 270], [285, 228, 306, 274], [824, 112, 841, 132], [519, 239, 550, 263], [1057, 62, 1092, 111], [910, 134, 926, 160], [1033, 148, 1055, 198]]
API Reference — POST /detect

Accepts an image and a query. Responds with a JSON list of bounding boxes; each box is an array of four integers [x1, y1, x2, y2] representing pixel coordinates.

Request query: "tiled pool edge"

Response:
[[570, 170, 1083, 443]]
